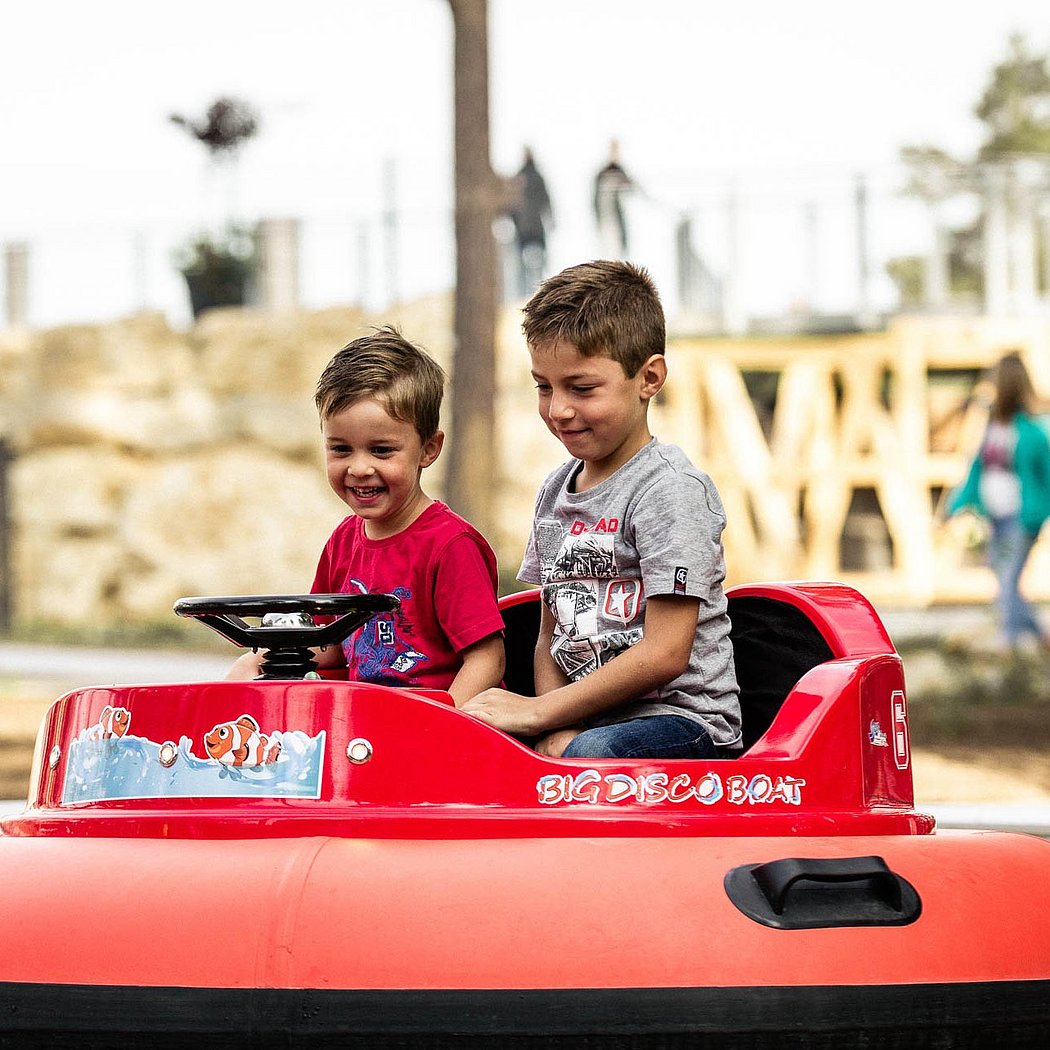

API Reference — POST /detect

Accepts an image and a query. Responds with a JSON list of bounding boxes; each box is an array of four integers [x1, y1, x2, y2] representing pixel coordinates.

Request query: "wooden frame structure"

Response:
[[659, 317, 1050, 606]]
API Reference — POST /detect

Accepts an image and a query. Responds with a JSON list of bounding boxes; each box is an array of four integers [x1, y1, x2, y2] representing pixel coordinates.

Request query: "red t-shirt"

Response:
[[311, 501, 503, 690]]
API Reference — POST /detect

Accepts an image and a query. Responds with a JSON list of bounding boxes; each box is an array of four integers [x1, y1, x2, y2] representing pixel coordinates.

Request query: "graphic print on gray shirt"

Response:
[[519, 439, 741, 748]]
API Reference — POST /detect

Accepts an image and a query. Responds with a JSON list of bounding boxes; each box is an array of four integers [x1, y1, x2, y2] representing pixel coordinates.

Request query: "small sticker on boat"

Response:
[[85, 705, 132, 740]]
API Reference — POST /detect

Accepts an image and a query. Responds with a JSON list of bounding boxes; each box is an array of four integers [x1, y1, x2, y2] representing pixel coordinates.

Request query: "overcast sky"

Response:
[[3, 1, 1048, 324]]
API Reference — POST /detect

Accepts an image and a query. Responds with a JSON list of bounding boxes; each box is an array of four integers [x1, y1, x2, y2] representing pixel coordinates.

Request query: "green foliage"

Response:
[[899, 146, 969, 200], [946, 220, 985, 299], [975, 34, 1050, 160], [885, 256, 924, 307], [889, 33, 1050, 304], [884, 244, 983, 307], [179, 233, 252, 280]]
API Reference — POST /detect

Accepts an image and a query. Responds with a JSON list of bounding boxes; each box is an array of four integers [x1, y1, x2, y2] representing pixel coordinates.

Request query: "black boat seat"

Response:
[[498, 592, 834, 755]]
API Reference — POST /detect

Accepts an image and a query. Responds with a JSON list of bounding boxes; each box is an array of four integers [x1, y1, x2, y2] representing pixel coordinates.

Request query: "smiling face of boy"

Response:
[[529, 339, 666, 490], [322, 396, 443, 540]]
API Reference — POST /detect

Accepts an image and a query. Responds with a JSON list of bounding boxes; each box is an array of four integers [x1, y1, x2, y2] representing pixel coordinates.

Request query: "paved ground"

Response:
[[0, 642, 231, 685], [880, 605, 995, 645]]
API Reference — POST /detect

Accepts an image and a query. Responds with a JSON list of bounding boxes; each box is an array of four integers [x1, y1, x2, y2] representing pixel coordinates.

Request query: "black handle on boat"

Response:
[[752, 855, 901, 914], [724, 855, 922, 930], [173, 593, 401, 675]]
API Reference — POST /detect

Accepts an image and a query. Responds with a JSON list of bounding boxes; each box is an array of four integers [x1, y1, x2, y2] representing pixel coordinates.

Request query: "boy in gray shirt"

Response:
[[463, 260, 740, 759]]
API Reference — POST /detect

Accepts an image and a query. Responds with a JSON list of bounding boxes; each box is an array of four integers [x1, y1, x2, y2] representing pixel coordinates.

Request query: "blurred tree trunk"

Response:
[[446, 0, 499, 539]]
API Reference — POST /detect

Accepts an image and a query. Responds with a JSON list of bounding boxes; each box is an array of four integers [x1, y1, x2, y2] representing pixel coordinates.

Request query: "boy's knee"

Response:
[[562, 725, 620, 759], [562, 717, 717, 761]]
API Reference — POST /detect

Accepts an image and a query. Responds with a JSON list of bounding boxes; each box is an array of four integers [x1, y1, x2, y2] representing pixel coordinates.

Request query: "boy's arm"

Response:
[[529, 603, 580, 755], [225, 650, 264, 681], [462, 595, 699, 735], [533, 602, 569, 694], [429, 534, 505, 705], [448, 633, 505, 707]]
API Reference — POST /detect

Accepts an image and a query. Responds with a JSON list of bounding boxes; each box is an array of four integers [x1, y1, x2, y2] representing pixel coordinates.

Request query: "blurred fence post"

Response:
[[355, 221, 370, 308], [0, 439, 11, 631], [983, 166, 1009, 315], [854, 173, 875, 327], [3, 243, 29, 328], [925, 216, 950, 309], [1009, 183, 1039, 314], [722, 182, 746, 336], [257, 218, 301, 313], [382, 158, 399, 306]]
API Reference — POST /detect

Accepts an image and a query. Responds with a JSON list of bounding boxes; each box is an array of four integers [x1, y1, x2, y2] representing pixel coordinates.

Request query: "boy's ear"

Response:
[[420, 430, 445, 468], [638, 354, 668, 401]]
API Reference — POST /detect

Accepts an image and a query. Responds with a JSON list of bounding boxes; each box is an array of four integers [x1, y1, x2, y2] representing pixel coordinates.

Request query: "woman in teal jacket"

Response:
[[947, 352, 1050, 650]]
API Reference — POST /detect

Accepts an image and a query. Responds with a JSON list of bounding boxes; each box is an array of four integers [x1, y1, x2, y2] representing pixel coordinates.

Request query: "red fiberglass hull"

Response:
[[0, 829, 1048, 1046], [1, 831, 1049, 992], [0, 583, 1048, 1046]]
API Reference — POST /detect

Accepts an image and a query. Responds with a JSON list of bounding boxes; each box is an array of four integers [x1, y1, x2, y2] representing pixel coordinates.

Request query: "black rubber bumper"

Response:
[[2, 980, 1049, 1048]]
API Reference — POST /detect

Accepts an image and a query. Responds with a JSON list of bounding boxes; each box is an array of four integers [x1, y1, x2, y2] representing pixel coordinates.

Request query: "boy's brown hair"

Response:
[[521, 260, 666, 377], [314, 326, 445, 440]]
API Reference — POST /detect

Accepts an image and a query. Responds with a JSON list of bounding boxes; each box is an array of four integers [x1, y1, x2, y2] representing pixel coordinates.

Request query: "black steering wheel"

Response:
[[174, 593, 401, 679]]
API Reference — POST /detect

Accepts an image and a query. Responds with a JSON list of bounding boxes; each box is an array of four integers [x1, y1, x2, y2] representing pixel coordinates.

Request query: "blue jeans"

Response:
[[562, 715, 718, 760], [988, 516, 1043, 644]]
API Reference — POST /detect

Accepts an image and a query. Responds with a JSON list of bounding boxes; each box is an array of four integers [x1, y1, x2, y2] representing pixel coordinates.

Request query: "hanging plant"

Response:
[[176, 228, 256, 317], [169, 97, 260, 318]]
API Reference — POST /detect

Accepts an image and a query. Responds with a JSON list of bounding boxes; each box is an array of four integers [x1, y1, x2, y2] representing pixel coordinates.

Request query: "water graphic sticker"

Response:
[[63, 713, 326, 803]]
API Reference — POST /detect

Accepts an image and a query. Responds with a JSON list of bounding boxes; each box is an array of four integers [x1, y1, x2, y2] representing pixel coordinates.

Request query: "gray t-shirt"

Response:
[[519, 438, 741, 749]]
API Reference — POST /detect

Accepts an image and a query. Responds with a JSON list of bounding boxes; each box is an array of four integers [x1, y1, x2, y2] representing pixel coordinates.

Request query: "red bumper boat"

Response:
[[1, 582, 1048, 1048]]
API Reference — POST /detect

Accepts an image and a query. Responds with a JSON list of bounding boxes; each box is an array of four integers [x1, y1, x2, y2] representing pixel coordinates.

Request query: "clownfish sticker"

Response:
[[204, 714, 282, 767], [88, 705, 131, 740]]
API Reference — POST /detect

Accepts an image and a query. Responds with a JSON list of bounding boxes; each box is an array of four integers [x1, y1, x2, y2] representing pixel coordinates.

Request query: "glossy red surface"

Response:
[[4, 582, 928, 840]]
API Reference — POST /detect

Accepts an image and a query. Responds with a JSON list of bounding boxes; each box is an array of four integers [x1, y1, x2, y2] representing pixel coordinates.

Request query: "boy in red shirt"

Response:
[[229, 328, 505, 703]]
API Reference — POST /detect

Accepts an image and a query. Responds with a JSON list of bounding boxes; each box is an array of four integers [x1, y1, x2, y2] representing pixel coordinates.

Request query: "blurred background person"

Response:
[[506, 147, 553, 298], [593, 139, 634, 259], [946, 351, 1050, 654]]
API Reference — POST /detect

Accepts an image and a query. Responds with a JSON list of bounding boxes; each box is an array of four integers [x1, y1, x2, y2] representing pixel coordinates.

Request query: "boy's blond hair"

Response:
[[521, 260, 665, 377], [314, 326, 445, 440]]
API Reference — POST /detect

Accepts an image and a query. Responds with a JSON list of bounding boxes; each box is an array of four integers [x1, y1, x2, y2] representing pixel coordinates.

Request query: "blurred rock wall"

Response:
[[0, 298, 563, 627]]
